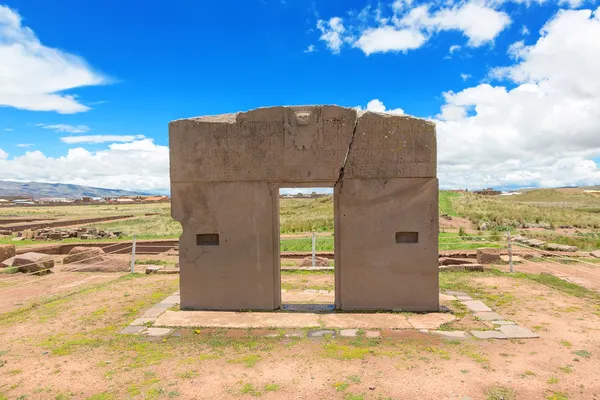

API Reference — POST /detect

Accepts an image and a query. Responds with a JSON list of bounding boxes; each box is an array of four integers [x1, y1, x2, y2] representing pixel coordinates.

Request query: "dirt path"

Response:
[[498, 260, 600, 292]]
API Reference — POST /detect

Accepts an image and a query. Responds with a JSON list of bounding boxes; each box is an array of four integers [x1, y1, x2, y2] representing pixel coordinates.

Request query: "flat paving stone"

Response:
[[474, 311, 504, 321], [145, 327, 173, 337], [131, 318, 155, 326], [120, 326, 146, 335], [500, 324, 539, 338], [154, 302, 176, 309], [462, 300, 492, 312], [142, 307, 168, 318], [456, 295, 473, 301], [439, 293, 456, 302], [470, 330, 508, 339], [284, 330, 305, 337], [281, 303, 335, 312], [493, 320, 516, 326], [321, 313, 412, 329], [408, 313, 456, 329], [307, 329, 336, 338], [446, 291, 468, 296], [365, 330, 380, 338], [340, 329, 358, 337], [430, 330, 471, 339], [155, 310, 320, 329]]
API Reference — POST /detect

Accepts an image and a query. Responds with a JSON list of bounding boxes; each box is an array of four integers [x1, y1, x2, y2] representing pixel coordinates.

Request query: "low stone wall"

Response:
[[0, 214, 134, 232], [16, 239, 179, 255]]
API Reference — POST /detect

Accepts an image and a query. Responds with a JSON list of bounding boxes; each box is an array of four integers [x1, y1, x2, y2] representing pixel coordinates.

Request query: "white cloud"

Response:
[[558, 0, 584, 8], [16, 143, 32, 148], [521, 25, 530, 35], [304, 44, 315, 53], [0, 5, 107, 114], [4, 128, 13, 131], [449, 44, 461, 54], [37, 124, 90, 133], [0, 139, 168, 190], [315, 1, 511, 55], [353, 26, 426, 54], [316, 17, 346, 53], [60, 134, 145, 144], [357, 99, 405, 115], [460, 73, 472, 81], [436, 7, 600, 189]]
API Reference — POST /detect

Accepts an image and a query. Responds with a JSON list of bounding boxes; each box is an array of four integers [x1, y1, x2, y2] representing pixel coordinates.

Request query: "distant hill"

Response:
[[0, 180, 151, 199]]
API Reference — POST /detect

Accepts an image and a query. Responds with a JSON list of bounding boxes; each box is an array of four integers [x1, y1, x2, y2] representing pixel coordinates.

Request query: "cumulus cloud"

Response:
[[60, 134, 146, 144], [16, 143, 33, 148], [315, 0, 511, 55], [37, 124, 90, 133], [436, 7, 600, 189], [460, 73, 472, 81], [357, 99, 405, 115], [0, 5, 107, 113], [304, 44, 315, 53], [0, 139, 169, 190], [316, 17, 347, 53]]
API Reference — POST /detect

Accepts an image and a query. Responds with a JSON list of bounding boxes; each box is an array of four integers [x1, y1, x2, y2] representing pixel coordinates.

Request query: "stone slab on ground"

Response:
[[307, 329, 336, 338], [456, 295, 473, 301], [430, 330, 471, 340], [131, 318, 156, 326], [142, 308, 168, 318], [500, 324, 539, 338], [145, 327, 173, 337], [492, 320, 516, 326], [365, 330, 381, 338], [445, 291, 468, 296], [320, 313, 412, 329], [407, 313, 456, 329], [340, 329, 358, 337], [474, 311, 504, 321], [470, 330, 508, 339], [120, 326, 146, 335], [155, 310, 321, 329], [439, 293, 456, 302], [590, 250, 600, 259], [462, 300, 492, 312]]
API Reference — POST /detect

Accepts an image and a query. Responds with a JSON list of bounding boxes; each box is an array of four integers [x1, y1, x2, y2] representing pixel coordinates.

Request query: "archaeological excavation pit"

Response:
[[169, 105, 439, 312]]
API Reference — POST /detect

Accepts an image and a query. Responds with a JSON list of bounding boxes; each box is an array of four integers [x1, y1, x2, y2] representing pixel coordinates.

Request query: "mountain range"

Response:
[[0, 180, 152, 199]]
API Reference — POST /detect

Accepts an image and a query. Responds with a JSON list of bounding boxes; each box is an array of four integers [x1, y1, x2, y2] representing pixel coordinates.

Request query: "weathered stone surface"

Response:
[[62, 258, 130, 273], [430, 330, 471, 339], [307, 329, 336, 338], [145, 265, 163, 274], [474, 311, 504, 321], [120, 326, 146, 335], [63, 247, 105, 265], [470, 330, 508, 339], [170, 106, 438, 311], [145, 327, 173, 337], [499, 324, 539, 338], [11, 252, 54, 274], [297, 256, 330, 268], [340, 329, 358, 337], [439, 257, 473, 266], [590, 250, 600, 258], [546, 243, 578, 252], [492, 320, 516, 326], [0, 244, 16, 264], [476, 248, 501, 264], [439, 293, 456, 302], [365, 330, 381, 338], [462, 300, 492, 312], [131, 318, 156, 326]]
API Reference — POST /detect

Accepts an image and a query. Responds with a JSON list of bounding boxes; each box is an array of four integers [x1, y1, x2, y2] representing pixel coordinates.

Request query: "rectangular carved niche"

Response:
[[395, 232, 418, 244], [196, 233, 219, 246]]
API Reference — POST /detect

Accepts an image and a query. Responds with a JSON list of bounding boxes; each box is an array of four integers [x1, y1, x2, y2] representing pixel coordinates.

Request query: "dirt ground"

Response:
[[1, 269, 599, 400]]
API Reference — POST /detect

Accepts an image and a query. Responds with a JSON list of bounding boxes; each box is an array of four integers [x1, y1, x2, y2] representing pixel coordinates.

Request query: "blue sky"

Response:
[[1, 0, 600, 192]]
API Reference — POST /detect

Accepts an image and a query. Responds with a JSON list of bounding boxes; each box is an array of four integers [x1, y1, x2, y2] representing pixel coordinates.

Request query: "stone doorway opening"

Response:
[[277, 187, 335, 311]]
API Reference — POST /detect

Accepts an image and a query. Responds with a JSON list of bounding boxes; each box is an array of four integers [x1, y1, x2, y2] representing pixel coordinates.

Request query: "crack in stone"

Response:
[[335, 113, 360, 188]]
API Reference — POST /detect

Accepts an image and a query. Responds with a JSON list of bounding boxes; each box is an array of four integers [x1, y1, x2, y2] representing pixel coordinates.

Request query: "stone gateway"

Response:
[[169, 105, 438, 311]]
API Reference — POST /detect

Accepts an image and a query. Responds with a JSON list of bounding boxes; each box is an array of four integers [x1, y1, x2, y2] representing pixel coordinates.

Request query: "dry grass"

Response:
[[452, 191, 600, 229]]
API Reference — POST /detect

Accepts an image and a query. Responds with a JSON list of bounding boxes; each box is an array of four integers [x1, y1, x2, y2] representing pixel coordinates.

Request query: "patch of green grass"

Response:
[[240, 383, 261, 397], [347, 375, 361, 383], [322, 342, 373, 360], [560, 341, 572, 348], [485, 386, 516, 400], [546, 391, 569, 400], [177, 370, 198, 379], [280, 236, 334, 252], [547, 377, 559, 384], [263, 384, 280, 392], [558, 365, 573, 374], [85, 394, 114, 400], [279, 196, 334, 233], [572, 350, 591, 358], [344, 394, 365, 400], [440, 191, 460, 216], [333, 382, 349, 392], [135, 259, 171, 265], [228, 354, 261, 368]]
